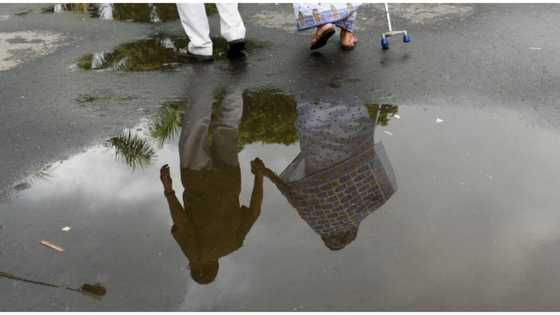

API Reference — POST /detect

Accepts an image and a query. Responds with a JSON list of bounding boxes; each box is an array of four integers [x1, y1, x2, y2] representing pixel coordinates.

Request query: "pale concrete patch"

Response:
[[0, 30, 66, 72], [249, 11, 296, 33]]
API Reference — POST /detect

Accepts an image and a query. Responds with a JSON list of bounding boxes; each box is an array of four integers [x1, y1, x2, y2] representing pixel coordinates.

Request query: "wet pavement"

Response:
[[3, 3, 560, 311]]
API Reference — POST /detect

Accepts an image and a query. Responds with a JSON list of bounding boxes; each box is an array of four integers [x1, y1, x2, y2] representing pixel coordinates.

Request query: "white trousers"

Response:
[[176, 3, 246, 56]]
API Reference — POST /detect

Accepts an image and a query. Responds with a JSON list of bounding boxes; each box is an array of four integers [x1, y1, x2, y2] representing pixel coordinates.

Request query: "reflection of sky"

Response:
[[5, 104, 560, 310]]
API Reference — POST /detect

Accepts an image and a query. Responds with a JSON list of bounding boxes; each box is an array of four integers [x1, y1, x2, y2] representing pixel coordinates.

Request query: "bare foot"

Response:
[[340, 29, 358, 50]]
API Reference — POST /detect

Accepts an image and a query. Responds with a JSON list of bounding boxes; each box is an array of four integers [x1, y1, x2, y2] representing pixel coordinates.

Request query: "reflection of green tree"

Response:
[[43, 3, 216, 21], [366, 104, 399, 126], [112, 4, 179, 22], [77, 35, 265, 71], [239, 89, 298, 148], [78, 36, 186, 71], [149, 88, 225, 147], [108, 132, 155, 169], [112, 4, 216, 21], [149, 88, 298, 152], [115, 89, 401, 171], [150, 99, 186, 146]]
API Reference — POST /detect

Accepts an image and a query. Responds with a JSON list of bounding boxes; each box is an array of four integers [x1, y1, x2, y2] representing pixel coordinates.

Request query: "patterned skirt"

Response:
[[294, 3, 361, 32]]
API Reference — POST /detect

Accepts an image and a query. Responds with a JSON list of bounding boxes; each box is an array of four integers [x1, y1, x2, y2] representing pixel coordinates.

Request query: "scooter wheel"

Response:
[[381, 37, 389, 50], [403, 34, 411, 43]]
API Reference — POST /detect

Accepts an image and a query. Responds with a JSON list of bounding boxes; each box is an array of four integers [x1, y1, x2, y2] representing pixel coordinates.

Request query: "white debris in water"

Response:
[[149, 4, 161, 23], [0, 30, 66, 71], [113, 57, 129, 71], [393, 114, 401, 119], [529, 47, 542, 50], [97, 3, 113, 20], [160, 38, 176, 50], [61, 226, 72, 232], [53, 4, 63, 13], [436, 117, 444, 123], [91, 52, 107, 70], [383, 130, 393, 136]]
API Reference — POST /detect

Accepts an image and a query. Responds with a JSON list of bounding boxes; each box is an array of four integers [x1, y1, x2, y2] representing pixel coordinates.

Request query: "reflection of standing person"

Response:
[[176, 3, 246, 61], [262, 99, 397, 250], [294, 3, 361, 50], [159, 88, 264, 284]]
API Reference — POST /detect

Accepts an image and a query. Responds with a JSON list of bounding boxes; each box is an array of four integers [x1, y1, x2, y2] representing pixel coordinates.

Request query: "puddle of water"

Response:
[[13, 8, 32, 16], [109, 4, 180, 23], [41, 4, 216, 22], [77, 34, 265, 71], [4, 87, 560, 310]]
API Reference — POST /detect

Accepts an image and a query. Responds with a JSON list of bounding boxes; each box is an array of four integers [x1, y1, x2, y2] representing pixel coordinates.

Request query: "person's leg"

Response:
[[215, 3, 246, 42], [215, 3, 246, 57], [335, 11, 358, 49], [211, 89, 243, 167], [176, 3, 213, 57], [310, 23, 336, 50], [178, 87, 214, 171]]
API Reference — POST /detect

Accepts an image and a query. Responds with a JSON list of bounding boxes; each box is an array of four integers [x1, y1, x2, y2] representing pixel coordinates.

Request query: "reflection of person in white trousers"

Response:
[[176, 3, 246, 61]]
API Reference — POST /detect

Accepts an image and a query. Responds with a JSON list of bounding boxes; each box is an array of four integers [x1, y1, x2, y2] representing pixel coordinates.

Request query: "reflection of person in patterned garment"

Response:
[[159, 87, 264, 284], [261, 97, 397, 250]]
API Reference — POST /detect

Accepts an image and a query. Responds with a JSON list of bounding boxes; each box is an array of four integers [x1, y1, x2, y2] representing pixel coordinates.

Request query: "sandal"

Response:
[[310, 24, 336, 50]]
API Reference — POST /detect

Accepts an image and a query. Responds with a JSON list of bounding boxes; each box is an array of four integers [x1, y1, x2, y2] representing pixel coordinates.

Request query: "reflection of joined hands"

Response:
[[251, 158, 273, 177], [159, 158, 274, 191]]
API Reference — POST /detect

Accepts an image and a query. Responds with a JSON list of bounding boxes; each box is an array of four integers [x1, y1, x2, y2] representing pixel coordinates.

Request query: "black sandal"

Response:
[[310, 25, 336, 50]]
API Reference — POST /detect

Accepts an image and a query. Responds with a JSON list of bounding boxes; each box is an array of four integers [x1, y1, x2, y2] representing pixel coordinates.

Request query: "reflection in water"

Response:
[[108, 88, 296, 170], [0, 272, 106, 300], [77, 34, 187, 71], [160, 88, 263, 284], [77, 35, 265, 71], [43, 4, 183, 22], [109, 131, 156, 170], [240, 89, 298, 147], [109, 4, 179, 22], [151, 98, 187, 145], [263, 99, 398, 250], [150, 88, 298, 149], [367, 103, 399, 126], [104, 87, 398, 284]]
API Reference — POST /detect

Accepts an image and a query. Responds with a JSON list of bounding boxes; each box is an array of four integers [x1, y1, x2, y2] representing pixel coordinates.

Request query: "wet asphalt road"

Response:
[[2, 3, 560, 196], [2, 3, 560, 311]]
